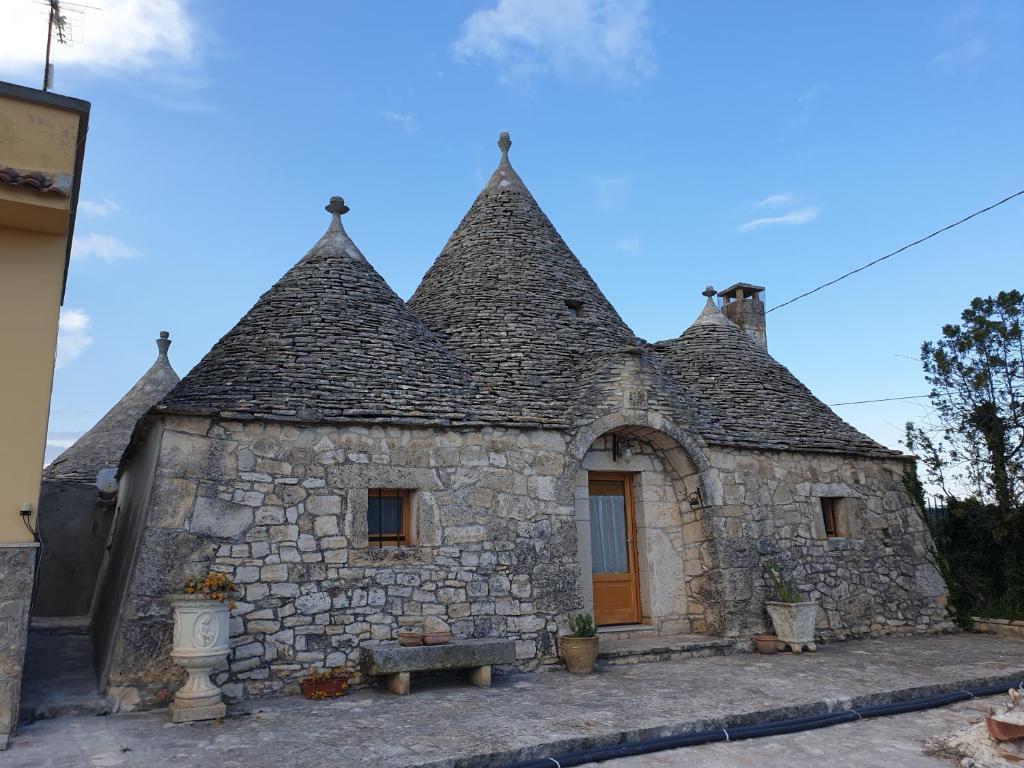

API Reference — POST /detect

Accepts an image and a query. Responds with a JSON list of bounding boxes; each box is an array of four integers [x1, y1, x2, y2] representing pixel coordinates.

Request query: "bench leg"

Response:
[[386, 672, 410, 695], [469, 665, 491, 688]]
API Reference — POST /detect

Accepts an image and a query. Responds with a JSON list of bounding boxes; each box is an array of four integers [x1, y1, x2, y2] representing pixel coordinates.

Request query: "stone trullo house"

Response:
[[37, 333, 179, 621], [91, 133, 949, 707]]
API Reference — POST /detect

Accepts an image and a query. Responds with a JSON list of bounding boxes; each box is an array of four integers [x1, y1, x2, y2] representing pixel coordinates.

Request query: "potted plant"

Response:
[[168, 572, 238, 722], [764, 562, 818, 653], [559, 612, 599, 674], [300, 667, 351, 700]]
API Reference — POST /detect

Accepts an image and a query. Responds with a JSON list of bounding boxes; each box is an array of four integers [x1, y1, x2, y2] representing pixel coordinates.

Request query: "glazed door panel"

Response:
[[589, 473, 640, 626]]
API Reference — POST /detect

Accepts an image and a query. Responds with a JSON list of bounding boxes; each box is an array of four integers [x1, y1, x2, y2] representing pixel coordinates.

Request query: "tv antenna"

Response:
[[38, 0, 99, 91]]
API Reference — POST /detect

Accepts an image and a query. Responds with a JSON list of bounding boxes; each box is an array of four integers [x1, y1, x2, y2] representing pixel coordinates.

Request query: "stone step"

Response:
[[20, 691, 117, 722], [597, 633, 740, 666], [596, 624, 659, 642], [30, 615, 90, 635], [19, 629, 115, 722]]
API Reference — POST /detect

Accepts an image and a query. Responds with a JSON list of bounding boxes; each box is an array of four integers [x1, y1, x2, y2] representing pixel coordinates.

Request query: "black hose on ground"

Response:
[[511, 679, 1022, 768]]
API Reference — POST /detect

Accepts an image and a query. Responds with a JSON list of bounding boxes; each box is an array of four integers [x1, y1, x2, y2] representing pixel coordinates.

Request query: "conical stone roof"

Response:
[[44, 332, 181, 484], [407, 133, 640, 425], [156, 198, 483, 424], [652, 291, 898, 457]]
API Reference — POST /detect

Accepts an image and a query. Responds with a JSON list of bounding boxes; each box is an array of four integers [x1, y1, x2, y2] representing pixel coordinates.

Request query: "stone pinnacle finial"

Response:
[[326, 196, 349, 216], [157, 330, 171, 358], [702, 285, 716, 298], [498, 131, 511, 160], [325, 196, 349, 233]]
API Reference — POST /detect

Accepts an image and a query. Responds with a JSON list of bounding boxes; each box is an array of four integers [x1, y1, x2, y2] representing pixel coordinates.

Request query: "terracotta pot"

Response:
[[300, 675, 349, 700], [559, 635, 599, 674], [422, 631, 452, 645], [753, 633, 778, 654], [987, 713, 1024, 742], [397, 631, 423, 647]]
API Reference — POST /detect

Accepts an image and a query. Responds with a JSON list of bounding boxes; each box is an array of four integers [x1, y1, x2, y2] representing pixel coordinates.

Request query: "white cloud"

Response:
[[379, 109, 420, 134], [56, 309, 93, 369], [46, 431, 85, 450], [935, 38, 989, 72], [754, 193, 793, 209], [0, 0, 195, 73], [594, 176, 631, 210], [614, 237, 641, 255], [739, 208, 819, 233], [44, 431, 85, 466], [453, 0, 656, 86], [72, 233, 141, 262], [78, 199, 120, 218]]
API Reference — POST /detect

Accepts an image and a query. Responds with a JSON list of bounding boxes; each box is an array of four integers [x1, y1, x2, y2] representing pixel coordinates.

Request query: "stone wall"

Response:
[[701, 447, 952, 639], [103, 415, 582, 707], [971, 618, 1024, 639], [98, 407, 952, 710], [94, 420, 167, 700], [0, 544, 36, 750]]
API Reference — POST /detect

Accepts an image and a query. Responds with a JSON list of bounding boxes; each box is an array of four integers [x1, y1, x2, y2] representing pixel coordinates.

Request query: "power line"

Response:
[[828, 395, 931, 406], [766, 189, 1024, 314]]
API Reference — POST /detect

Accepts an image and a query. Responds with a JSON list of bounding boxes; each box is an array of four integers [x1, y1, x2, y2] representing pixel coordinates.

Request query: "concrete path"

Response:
[[5, 634, 1024, 768], [581, 696, 996, 767]]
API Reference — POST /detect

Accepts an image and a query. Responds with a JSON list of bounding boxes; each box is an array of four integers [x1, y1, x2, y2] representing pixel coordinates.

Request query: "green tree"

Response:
[[907, 289, 1024, 608]]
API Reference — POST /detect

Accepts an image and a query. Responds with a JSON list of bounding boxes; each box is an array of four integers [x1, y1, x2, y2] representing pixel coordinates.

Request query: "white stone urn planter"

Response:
[[169, 594, 231, 722], [766, 601, 818, 653]]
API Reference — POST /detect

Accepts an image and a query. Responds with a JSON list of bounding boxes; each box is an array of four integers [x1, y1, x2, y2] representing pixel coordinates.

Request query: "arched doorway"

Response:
[[572, 425, 714, 635]]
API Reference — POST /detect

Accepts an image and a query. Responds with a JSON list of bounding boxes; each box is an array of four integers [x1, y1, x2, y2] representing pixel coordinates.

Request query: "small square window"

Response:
[[821, 497, 841, 537], [565, 299, 584, 317], [368, 489, 411, 547]]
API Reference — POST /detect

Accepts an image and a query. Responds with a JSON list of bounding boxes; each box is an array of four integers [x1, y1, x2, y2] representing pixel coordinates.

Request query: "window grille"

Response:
[[368, 488, 410, 547]]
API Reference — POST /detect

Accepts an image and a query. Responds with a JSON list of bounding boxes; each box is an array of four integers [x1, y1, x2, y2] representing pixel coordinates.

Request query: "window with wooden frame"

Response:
[[820, 497, 841, 538], [367, 489, 411, 547]]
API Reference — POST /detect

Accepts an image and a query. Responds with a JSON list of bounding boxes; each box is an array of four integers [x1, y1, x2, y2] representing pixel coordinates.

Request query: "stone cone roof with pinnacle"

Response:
[[407, 132, 640, 425], [652, 289, 899, 457], [156, 197, 484, 424], [44, 332, 181, 484]]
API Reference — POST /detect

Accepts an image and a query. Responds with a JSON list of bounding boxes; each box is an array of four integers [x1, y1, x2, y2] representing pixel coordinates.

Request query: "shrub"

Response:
[[765, 562, 802, 603], [567, 612, 597, 637]]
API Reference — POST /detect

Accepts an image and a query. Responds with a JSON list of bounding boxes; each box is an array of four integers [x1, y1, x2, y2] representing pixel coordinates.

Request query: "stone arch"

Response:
[[560, 409, 720, 635], [557, 408, 716, 506]]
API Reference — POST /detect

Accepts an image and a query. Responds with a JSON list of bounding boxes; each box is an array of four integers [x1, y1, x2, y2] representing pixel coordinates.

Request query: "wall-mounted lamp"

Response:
[[20, 502, 38, 539], [688, 488, 704, 509], [612, 434, 633, 461]]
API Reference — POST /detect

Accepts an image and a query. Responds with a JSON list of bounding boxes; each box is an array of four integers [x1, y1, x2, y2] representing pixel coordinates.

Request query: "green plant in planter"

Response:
[[765, 562, 801, 603], [567, 612, 597, 637], [764, 562, 817, 653]]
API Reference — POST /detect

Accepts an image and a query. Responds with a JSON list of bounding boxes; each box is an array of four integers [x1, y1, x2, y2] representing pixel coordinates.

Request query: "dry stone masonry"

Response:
[[90, 133, 952, 710]]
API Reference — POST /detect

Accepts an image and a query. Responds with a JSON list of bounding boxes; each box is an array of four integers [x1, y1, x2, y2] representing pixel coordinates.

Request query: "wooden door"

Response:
[[589, 472, 641, 625]]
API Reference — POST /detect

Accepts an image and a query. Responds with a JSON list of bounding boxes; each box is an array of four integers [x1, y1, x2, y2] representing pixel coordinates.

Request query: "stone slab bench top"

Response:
[[361, 638, 515, 675]]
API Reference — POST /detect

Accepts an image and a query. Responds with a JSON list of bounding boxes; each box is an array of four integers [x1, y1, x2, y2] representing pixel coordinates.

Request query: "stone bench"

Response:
[[361, 638, 515, 695]]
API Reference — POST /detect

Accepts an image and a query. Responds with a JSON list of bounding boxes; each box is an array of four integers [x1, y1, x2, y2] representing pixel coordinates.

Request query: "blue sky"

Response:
[[2, 0, 1022, 464]]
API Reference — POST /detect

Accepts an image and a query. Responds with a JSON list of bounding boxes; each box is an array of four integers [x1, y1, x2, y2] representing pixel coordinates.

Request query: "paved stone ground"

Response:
[[6, 634, 1024, 768], [582, 697, 996, 767]]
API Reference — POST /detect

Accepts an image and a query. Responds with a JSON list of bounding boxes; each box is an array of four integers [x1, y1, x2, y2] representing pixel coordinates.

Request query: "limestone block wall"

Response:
[[0, 544, 36, 750], [701, 447, 952, 639], [103, 415, 582, 707]]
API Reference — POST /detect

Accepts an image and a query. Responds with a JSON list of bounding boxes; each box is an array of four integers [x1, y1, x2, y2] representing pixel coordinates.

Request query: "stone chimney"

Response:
[[717, 283, 767, 349]]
